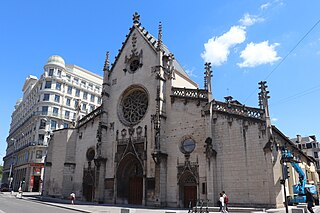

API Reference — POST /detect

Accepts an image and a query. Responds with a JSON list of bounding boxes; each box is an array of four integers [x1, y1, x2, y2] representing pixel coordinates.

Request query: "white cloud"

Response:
[[271, 118, 278, 122], [201, 26, 246, 66], [239, 13, 264, 27], [238, 41, 281, 68], [185, 67, 198, 78], [260, 2, 271, 10]]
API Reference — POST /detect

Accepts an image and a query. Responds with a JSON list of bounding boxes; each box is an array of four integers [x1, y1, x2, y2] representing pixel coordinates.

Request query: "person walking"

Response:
[[70, 192, 75, 205], [16, 186, 23, 199], [306, 188, 315, 213], [219, 193, 228, 213], [222, 191, 229, 211]]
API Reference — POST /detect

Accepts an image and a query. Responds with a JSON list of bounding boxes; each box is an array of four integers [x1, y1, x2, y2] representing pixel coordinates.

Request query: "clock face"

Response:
[[181, 138, 196, 153]]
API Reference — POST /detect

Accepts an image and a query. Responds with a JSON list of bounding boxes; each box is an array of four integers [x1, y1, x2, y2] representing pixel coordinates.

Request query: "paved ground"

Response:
[[1, 192, 320, 213]]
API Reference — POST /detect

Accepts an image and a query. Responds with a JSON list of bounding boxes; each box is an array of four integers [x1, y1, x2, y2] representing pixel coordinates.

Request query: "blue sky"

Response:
[[1, 0, 320, 165]]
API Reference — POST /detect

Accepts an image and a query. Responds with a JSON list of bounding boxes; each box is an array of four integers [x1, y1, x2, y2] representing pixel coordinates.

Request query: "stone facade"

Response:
[[43, 13, 319, 209]]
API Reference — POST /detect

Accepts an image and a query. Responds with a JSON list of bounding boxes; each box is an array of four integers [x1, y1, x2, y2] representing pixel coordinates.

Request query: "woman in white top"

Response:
[[219, 193, 228, 213]]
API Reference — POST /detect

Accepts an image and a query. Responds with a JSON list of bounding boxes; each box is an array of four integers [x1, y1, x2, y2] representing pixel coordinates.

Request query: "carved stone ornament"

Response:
[[136, 126, 143, 137], [204, 137, 216, 159], [123, 33, 143, 74], [163, 53, 175, 80]]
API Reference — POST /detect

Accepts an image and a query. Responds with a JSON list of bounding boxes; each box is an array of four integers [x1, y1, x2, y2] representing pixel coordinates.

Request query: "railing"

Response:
[[171, 87, 208, 100], [212, 100, 264, 120], [5, 141, 46, 159], [77, 106, 102, 127]]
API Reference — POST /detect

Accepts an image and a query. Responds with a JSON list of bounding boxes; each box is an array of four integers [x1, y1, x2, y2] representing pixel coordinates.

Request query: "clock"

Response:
[[181, 138, 196, 154]]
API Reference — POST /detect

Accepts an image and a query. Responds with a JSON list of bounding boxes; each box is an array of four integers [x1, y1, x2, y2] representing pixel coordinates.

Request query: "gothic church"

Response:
[[43, 13, 319, 208]]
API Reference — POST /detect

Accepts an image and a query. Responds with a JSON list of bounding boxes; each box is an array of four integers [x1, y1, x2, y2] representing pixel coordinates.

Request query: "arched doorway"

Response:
[[117, 154, 143, 205], [83, 169, 95, 202], [179, 172, 197, 208]]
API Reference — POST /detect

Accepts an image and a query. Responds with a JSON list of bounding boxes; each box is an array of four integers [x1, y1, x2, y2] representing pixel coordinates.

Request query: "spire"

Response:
[[132, 12, 140, 26], [258, 81, 270, 110], [157, 22, 162, 51], [204, 62, 213, 101], [103, 51, 109, 72], [258, 81, 272, 129]]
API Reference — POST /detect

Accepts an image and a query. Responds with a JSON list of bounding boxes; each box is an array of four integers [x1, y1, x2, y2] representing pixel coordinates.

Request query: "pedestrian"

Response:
[[306, 188, 315, 213], [70, 192, 75, 205], [16, 186, 23, 199], [219, 192, 228, 213], [222, 191, 229, 211]]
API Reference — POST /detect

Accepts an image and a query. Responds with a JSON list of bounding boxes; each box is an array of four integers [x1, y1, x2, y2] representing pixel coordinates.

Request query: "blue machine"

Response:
[[281, 148, 318, 205]]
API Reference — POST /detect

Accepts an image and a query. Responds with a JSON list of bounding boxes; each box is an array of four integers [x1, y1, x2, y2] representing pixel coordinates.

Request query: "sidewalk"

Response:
[[3, 192, 190, 213], [3, 192, 316, 213]]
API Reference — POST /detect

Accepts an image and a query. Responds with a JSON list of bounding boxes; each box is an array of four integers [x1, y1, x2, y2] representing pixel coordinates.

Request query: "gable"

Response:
[[109, 18, 196, 88]]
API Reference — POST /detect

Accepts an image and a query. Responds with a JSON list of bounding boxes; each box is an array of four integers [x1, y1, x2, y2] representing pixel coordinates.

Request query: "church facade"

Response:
[[43, 13, 319, 208]]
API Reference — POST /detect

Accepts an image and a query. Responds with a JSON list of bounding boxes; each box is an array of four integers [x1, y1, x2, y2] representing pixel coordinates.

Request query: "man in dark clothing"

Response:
[[306, 188, 315, 213]]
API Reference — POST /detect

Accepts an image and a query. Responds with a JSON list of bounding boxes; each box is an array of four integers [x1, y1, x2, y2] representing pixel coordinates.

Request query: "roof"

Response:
[[290, 136, 317, 143], [109, 13, 191, 80], [272, 125, 316, 164]]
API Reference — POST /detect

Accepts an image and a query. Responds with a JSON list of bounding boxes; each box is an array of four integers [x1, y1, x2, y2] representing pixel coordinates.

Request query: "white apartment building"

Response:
[[291, 135, 320, 172], [2, 55, 102, 192]]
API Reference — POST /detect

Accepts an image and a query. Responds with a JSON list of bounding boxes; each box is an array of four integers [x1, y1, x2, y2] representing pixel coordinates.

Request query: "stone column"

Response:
[[94, 157, 107, 203], [153, 152, 168, 207]]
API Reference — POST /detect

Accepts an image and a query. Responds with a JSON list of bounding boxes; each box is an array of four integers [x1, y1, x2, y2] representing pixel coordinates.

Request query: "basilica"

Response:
[[43, 13, 319, 208]]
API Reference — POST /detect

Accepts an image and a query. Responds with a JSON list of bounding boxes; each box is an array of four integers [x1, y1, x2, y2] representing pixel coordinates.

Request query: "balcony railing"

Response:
[[77, 106, 102, 127], [212, 100, 264, 120], [171, 87, 208, 101]]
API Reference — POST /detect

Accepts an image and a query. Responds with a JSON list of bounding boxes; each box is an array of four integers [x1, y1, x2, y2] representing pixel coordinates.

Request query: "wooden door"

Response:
[[184, 185, 197, 208], [129, 176, 143, 205]]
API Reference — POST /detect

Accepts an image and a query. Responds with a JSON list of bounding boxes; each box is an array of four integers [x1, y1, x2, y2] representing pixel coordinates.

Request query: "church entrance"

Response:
[[129, 176, 143, 204], [117, 154, 143, 205], [83, 169, 95, 202], [184, 185, 197, 208], [179, 173, 197, 208]]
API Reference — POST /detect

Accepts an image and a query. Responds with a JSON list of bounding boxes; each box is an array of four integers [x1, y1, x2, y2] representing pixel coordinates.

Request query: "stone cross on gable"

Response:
[[133, 12, 140, 25]]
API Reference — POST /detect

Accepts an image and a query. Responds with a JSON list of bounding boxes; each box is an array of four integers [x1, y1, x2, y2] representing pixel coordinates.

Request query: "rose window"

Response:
[[119, 88, 148, 125]]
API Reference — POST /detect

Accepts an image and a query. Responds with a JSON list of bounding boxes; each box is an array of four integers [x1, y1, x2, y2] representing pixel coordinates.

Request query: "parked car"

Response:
[[0, 183, 9, 192]]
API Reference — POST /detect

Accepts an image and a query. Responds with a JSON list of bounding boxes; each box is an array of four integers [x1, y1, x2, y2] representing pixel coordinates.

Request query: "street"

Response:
[[0, 193, 76, 213], [2, 192, 320, 213]]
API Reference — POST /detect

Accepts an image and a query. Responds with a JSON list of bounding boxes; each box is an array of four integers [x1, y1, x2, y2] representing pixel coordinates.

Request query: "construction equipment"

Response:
[[281, 147, 318, 205]]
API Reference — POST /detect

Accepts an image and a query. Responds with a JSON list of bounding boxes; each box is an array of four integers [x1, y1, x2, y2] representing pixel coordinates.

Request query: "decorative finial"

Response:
[[133, 12, 140, 25], [103, 51, 110, 72], [204, 62, 212, 90], [258, 81, 270, 109], [157, 22, 162, 51]]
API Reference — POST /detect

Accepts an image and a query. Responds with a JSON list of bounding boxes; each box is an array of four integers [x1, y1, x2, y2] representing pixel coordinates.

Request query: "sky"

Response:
[[1, 0, 320, 165]]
